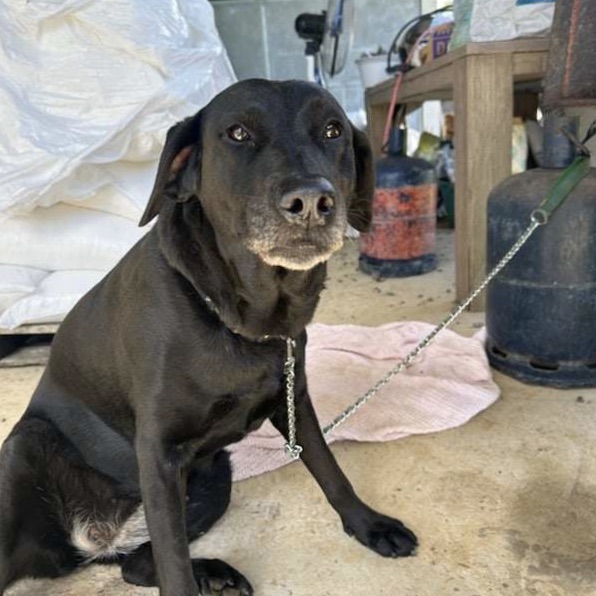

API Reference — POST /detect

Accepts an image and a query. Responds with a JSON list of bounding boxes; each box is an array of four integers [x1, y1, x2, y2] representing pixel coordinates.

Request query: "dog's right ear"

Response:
[[139, 112, 202, 227]]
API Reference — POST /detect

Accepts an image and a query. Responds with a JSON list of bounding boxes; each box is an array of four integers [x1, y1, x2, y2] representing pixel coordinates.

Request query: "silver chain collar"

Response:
[[283, 338, 302, 460], [198, 292, 303, 457]]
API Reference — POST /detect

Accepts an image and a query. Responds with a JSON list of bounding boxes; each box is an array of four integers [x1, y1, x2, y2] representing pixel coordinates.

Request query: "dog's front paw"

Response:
[[342, 508, 418, 558], [192, 558, 253, 596]]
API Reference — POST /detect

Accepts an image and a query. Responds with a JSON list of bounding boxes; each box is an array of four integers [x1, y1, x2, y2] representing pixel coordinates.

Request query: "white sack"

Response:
[[451, 0, 555, 48], [61, 162, 158, 221], [0, 0, 236, 220], [0, 270, 105, 329], [0, 264, 48, 312], [63, 185, 143, 222], [0, 204, 148, 271]]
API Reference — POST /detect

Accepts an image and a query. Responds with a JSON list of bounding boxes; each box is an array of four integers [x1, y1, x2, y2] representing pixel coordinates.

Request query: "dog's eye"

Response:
[[324, 122, 342, 140], [227, 125, 250, 143]]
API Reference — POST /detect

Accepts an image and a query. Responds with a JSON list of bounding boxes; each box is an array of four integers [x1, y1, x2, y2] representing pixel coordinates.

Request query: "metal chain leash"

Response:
[[283, 154, 591, 458], [283, 218, 540, 456], [322, 216, 541, 438]]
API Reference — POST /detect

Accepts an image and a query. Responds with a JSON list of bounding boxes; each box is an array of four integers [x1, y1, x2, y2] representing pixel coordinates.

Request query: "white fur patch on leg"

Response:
[[71, 505, 150, 560]]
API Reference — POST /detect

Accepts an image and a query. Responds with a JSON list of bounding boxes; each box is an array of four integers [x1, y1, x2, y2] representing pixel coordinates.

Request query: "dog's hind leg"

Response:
[[121, 450, 253, 595], [0, 419, 84, 593], [0, 416, 154, 594]]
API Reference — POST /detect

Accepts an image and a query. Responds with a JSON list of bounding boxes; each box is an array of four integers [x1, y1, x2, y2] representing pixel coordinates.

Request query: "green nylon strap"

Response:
[[531, 155, 592, 224]]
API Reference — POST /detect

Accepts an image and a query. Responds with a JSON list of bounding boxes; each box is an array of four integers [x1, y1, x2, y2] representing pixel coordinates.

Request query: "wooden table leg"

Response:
[[453, 53, 514, 311], [366, 99, 389, 161]]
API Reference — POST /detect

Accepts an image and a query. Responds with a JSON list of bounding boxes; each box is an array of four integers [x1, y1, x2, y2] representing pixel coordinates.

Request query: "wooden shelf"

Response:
[[365, 38, 550, 310]]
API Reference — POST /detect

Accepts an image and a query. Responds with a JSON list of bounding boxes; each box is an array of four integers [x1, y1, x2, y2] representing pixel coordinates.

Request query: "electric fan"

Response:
[[294, 0, 355, 86]]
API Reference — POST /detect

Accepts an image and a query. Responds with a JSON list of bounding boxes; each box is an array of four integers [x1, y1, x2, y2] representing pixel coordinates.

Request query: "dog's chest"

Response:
[[177, 348, 287, 457], [209, 375, 281, 432]]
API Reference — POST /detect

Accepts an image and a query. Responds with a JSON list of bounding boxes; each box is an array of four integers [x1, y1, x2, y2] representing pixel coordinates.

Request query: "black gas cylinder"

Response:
[[359, 127, 438, 277], [486, 116, 596, 387]]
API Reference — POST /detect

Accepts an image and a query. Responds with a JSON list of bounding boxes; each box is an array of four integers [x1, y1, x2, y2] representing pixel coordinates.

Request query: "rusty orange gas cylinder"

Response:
[[359, 127, 438, 277]]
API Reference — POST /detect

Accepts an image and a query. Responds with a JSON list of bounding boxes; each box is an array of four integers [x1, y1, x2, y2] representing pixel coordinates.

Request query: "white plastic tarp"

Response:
[[0, 0, 236, 328], [0, 0, 236, 221]]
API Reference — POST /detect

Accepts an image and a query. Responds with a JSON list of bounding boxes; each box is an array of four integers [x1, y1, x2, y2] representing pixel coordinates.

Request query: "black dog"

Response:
[[0, 79, 417, 595]]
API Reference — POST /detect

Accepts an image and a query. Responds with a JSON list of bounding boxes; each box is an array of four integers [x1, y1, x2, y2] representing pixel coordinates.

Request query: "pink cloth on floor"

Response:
[[229, 321, 499, 481]]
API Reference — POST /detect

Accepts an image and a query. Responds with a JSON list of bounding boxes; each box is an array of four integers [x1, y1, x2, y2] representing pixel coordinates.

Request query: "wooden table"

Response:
[[365, 38, 550, 311]]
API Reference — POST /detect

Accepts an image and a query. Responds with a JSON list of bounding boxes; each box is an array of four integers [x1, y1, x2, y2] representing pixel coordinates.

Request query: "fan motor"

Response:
[[295, 12, 326, 50]]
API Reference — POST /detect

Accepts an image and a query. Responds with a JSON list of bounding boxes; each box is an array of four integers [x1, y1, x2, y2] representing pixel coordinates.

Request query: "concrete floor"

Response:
[[2, 229, 596, 596]]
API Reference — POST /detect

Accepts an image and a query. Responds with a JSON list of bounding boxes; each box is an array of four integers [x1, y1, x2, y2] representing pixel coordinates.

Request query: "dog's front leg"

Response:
[[272, 388, 418, 558], [136, 434, 196, 596]]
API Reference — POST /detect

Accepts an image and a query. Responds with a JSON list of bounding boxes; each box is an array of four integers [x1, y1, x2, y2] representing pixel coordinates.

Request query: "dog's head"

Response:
[[140, 79, 374, 271]]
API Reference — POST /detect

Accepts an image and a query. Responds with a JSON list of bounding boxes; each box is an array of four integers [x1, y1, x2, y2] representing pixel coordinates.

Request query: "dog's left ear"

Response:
[[139, 112, 202, 227], [348, 125, 375, 232]]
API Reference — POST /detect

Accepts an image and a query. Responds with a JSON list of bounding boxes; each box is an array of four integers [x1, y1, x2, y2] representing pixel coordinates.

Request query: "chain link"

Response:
[[283, 338, 303, 459]]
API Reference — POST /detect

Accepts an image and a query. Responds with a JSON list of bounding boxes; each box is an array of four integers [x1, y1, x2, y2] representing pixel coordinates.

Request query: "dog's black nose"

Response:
[[279, 179, 335, 226]]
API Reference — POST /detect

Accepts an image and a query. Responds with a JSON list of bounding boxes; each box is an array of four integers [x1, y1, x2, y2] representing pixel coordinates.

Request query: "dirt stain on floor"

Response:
[[505, 469, 596, 595]]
